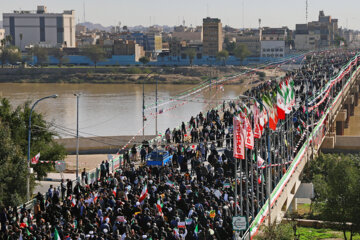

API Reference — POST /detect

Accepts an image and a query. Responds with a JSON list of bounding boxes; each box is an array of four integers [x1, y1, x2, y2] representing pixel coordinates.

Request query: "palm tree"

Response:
[[186, 48, 196, 67]]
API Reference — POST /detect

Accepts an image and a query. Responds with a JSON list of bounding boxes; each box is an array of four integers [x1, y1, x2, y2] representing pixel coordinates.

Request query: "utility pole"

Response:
[[74, 93, 81, 182], [155, 76, 158, 136]]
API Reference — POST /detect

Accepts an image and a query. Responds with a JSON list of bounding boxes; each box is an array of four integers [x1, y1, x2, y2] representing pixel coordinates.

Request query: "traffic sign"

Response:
[[232, 216, 247, 231]]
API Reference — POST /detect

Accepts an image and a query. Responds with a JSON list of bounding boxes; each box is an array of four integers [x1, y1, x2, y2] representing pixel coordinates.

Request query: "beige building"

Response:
[[3, 6, 75, 50], [202, 17, 222, 57]]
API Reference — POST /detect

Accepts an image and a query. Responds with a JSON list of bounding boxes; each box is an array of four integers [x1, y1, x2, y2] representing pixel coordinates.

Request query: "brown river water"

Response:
[[0, 83, 247, 138]]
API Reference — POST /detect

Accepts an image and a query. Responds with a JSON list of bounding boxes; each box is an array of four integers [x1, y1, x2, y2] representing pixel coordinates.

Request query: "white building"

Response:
[[3, 6, 75, 50], [261, 40, 285, 58]]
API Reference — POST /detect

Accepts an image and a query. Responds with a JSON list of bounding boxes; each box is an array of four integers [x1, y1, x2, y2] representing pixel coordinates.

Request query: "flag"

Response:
[[276, 82, 286, 120], [263, 94, 278, 130], [71, 197, 76, 207], [54, 228, 60, 240], [257, 155, 265, 168], [178, 222, 186, 228], [31, 152, 40, 164], [223, 182, 231, 188], [139, 184, 148, 203], [93, 193, 99, 203], [156, 199, 163, 215], [177, 194, 181, 201], [185, 218, 192, 225], [233, 116, 245, 159], [166, 181, 175, 188], [113, 187, 117, 197], [194, 224, 199, 235], [258, 175, 262, 184], [253, 102, 261, 138], [159, 109, 163, 114], [244, 116, 254, 150], [209, 210, 216, 218]]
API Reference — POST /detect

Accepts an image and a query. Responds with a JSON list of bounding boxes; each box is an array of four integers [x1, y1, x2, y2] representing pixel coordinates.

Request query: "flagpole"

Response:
[[238, 94, 271, 227]]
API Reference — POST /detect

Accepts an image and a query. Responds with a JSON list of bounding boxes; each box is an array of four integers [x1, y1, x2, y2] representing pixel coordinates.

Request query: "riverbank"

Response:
[[0, 66, 283, 84]]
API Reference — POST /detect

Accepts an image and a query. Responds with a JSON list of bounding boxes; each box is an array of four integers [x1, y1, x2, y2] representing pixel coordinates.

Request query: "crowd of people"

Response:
[[0, 50, 358, 240]]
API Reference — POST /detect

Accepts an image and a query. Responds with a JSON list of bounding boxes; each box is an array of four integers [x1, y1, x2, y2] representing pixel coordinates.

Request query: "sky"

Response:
[[0, 0, 359, 30]]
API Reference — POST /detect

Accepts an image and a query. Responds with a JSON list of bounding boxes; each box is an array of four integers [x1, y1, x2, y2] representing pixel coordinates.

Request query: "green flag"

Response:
[[54, 228, 60, 240], [26, 228, 31, 236], [195, 224, 199, 234]]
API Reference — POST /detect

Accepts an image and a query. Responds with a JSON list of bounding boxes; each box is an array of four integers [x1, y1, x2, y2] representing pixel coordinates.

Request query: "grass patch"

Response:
[[297, 227, 360, 240]]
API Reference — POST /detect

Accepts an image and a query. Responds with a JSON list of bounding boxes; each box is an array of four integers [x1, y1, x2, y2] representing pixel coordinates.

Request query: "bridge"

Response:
[[242, 51, 360, 239], [15, 50, 360, 240]]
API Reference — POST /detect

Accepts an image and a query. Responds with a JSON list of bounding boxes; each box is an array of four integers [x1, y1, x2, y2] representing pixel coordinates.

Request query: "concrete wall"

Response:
[[55, 135, 156, 154]]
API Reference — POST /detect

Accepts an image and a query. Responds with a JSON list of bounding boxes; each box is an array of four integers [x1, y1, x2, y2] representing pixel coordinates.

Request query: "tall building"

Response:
[[3, 6, 75, 50], [261, 28, 287, 58], [294, 11, 339, 50], [202, 17, 222, 57]]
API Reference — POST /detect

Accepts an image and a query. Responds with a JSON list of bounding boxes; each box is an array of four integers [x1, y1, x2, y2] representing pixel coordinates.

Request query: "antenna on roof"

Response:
[[306, 0, 308, 23], [83, 1, 86, 23]]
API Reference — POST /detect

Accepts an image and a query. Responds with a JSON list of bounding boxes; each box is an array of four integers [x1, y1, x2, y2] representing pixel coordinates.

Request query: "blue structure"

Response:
[[146, 150, 173, 166], [27, 53, 305, 67]]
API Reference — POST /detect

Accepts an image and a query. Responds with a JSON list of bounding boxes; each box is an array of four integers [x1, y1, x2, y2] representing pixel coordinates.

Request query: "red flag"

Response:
[[31, 153, 40, 164], [245, 116, 254, 150]]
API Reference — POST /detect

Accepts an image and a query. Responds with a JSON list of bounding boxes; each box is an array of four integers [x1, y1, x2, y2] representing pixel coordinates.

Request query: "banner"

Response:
[[233, 116, 245, 159], [245, 116, 254, 149]]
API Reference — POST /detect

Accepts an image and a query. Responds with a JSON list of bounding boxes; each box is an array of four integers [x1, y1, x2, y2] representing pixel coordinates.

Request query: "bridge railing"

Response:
[[242, 60, 360, 240]]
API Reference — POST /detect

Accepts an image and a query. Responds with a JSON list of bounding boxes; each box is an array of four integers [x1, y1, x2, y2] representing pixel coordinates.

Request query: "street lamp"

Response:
[[155, 69, 163, 137], [238, 94, 271, 228], [27, 94, 58, 201], [74, 93, 81, 182]]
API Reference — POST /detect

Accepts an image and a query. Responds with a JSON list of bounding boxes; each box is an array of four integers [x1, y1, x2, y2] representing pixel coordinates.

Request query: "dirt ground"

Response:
[[64, 154, 109, 172]]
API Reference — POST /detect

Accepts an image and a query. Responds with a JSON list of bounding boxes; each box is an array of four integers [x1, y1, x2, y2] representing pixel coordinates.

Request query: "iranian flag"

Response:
[[31, 152, 40, 164], [138, 184, 148, 203], [177, 194, 181, 201], [113, 187, 117, 197], [54, 228, 60, 240], [156, 199, 163, 215], [93, 193, 99, 203], [71, 197, 76, 207], [252, 102, 261, 138], [287, 78, 296, 112], [277, 82, 287, 120], [257, 155, 265, 168], [166, 181, 175, 188], [178, 222, 186, 228], [263, 94, 278, 130]]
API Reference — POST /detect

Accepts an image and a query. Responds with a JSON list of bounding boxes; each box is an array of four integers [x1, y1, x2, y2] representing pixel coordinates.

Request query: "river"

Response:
[[0, 83, 247, 138]]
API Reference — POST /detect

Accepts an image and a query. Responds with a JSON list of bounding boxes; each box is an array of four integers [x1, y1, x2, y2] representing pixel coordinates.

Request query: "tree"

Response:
[[234, 43, 251, 63], [0, 98, 67, 197], [30, 46, 49, 66], [216, 50, 229, 66], [307, 154, 360, 240], [185, 48, 196, 66], [53, 48, 68, 67], [254, 222, 294, 240], [139, 56, 150, 66], [0, 122, 29, 207], [225, 41, 237, 55], [0, 46, 22, 68], [82, 45, 105, 68]]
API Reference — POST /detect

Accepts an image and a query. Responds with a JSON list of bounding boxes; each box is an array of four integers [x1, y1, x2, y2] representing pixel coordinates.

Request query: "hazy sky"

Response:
[[1, 0, 359, 30]]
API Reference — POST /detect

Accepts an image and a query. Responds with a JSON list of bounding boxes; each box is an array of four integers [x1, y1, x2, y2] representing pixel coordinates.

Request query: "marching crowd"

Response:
[[0, 50, 358, 240]]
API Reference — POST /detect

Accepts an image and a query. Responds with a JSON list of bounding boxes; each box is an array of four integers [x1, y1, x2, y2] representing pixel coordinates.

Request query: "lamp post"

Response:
[[155, 69, 163, 137], [143, 71, 155, 138], [74, 93, 81, 182], [27, 94, 58, 201], [238, 94, 271, 227]]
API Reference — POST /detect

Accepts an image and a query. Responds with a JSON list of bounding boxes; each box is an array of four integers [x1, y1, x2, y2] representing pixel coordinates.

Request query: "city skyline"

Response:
[[1, 0, 360, 30]]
